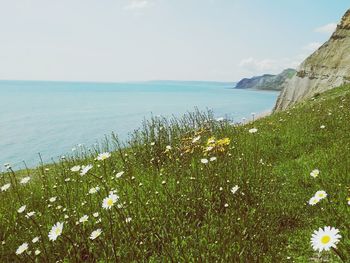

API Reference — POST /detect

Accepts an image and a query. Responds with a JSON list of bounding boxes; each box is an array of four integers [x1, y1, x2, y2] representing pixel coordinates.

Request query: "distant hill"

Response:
[[235, 69, 296, 91]]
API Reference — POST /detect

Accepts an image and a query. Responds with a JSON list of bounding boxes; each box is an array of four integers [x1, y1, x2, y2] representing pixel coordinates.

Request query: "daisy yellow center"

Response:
[[55, 229, 60, 235], [107, 199, 113, 206], [321, 235, 331, 244]]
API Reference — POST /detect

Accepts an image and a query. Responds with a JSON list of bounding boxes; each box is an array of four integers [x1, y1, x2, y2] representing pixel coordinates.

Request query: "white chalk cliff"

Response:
[[274, 9, 350, 111]]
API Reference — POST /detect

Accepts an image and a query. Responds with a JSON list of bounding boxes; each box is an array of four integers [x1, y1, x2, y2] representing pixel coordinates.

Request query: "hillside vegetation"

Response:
[[1, 85, 350, 262]]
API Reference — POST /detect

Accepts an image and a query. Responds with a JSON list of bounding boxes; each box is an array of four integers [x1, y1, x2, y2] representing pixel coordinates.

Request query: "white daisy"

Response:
[[70, 165, 81, 172], [89, 229, 102, 240], [16, 242, 28, 255], [93, 212, 99, 218], [192, 136, 201, 143], [20, 177, 31, 185], [231, 185, 239, 195], [97, 152, 111, 161], [311, 226, 341, 252], [201, 158, 209, 164], [79, 215, 89, 223], [80, 164, 93, 176], [32, 237, 39, 243], [18, 205, 26, 213], [25, 211, 35, 218], [308, 196, 320, 206], [115, 171, 124, 179], [1, 183, 11, 192], [89, 186, 100, 194], [249, 128, 258, 134], [48, 222, 64, 241], [315, 190, 327, 200], [310, 169, 320, 178], [49, 197, 57, 203], [102, 193, 119, 210]]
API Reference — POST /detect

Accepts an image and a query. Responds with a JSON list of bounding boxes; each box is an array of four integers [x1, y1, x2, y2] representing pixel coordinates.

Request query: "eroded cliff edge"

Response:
[[274, 9, 350, 111]]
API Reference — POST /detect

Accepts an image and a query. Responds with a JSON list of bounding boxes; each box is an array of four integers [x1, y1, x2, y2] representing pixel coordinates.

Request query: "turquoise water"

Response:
[[0, 80, 278, 169]]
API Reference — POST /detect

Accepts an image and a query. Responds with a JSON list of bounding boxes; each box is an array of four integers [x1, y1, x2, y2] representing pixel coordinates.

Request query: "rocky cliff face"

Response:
[[274, 9, 350, 111], [235, 69, 296, 91]]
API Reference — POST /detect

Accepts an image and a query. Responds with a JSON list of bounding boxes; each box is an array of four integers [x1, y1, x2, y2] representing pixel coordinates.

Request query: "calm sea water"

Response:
[[0, 80, 278, 169]]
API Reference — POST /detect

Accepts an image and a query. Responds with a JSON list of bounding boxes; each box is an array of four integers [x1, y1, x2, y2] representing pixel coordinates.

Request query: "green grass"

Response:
[[1, 85, 350, 262]]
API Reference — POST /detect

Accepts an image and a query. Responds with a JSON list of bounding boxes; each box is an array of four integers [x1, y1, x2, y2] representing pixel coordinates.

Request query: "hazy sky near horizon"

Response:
[[0, 0, 348, 82]]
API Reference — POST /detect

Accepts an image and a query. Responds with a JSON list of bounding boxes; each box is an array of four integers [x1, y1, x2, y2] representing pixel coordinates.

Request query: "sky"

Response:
[[0, 0, 348, 82]]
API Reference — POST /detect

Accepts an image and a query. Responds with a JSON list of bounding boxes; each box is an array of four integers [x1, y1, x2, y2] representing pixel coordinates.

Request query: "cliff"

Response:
[[274, 9, 350, 111]]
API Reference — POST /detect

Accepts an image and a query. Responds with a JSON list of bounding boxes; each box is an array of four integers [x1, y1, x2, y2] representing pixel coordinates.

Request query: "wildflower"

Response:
[[224, 203, 229, 208], [16, 243, 28, 255], [125, 217, 132, 223], [161, 180, 166, 185], [64, 178, 71, 182], [90, 229, 102, 240], [315, 190, 327, 200], [210, 157, 217, 162], [115, 171, 124, 179], [35, 250, 41, 256], [192, 136, 201, 143], [201, 158, 209, 164], [320, 125, 326, 129], [25, 211, 35, 218], [79, 215, 89, 223], [231, 185, 239, 195], [249, 128, 258, 134], [49, 197, 57, 203], [89, 186, 100, 194], [97, 152, 111, 161], [20, 177, 31, 184], [80, 164, 93, 176], [93, 212, 99, 218], [166, 145, 172, 150], [308, 196, 320, 206], [207, 137, 216, 145], [347, 197, 350, 205], [150, 142, 155, 146], [48, 222, 64, 241], [217, 138, 230, 146], [102, 193, 119, 210], [310, 169, 320, 178], [205, 146, 214, 152], [32, 237, 39, 243], [18, 205, 26, 213], [70, 165, 81, 172], [311, 226, 341, 252], [1, 183, 11, 192]]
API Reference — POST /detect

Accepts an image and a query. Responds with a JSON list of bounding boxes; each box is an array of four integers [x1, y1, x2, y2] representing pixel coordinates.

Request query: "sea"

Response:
[[0, 80, 278, 169]]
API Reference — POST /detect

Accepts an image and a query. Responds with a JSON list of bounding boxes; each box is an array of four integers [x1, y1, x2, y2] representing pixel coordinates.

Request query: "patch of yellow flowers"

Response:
[[203, 136, 231, 154]]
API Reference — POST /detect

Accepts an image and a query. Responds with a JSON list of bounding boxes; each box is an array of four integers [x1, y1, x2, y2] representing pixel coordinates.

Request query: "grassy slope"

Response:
[[0, 85, 349, 262]]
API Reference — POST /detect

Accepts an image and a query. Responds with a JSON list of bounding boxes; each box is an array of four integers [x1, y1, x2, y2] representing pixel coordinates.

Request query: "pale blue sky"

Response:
[[0, 0, 348, 82]]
